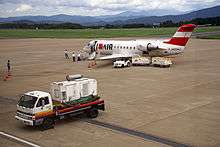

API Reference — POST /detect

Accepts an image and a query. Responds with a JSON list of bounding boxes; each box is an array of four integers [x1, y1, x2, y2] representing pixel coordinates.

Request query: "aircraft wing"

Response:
[[97, 54, 134, 60]]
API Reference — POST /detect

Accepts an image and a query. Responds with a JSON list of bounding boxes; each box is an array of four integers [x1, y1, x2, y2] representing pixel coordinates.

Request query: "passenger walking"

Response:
[[64, 49, 69, 59], [72, 51, 75, 62], [77, 52, 81, 61], [7, 60, 11, 73]]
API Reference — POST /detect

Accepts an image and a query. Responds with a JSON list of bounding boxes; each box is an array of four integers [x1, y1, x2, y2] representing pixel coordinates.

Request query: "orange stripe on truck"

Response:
[[35, 110, 54, 119]]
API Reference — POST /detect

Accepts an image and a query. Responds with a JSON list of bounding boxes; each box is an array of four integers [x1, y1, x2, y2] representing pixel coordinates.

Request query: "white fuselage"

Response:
[[84, 39, 185, 57]]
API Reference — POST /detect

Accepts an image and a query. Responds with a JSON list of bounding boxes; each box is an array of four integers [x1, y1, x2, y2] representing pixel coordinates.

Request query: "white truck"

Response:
[[113, 59, 131, 68], [132, 56, 151, 66], [15, 75, 105, 130], [151, 57, 172, 67]]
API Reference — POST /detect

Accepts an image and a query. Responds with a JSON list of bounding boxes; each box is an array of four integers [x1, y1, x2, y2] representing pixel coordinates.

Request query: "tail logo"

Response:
[[164, 24, 196, 46]]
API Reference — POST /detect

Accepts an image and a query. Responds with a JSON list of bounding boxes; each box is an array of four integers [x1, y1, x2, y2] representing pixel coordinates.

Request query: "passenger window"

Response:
[[133, 47, 136, 49], [123, 46, 125, 49], [120, 46, 122, 49], [130, 47, 132, 49], [127, 47, 128, 49]]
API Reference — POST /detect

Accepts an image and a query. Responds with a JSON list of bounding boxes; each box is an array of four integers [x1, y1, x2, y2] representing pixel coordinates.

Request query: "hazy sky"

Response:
[[0, 0, 220, 17]]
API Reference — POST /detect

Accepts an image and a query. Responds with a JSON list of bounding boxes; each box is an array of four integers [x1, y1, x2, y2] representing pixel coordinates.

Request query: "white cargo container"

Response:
[[132, 56, 151, 66], [50, 78, 97, 103], [151, 57, 172, 67]]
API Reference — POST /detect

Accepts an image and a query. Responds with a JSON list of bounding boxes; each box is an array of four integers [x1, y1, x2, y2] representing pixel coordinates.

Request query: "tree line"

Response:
[[0, 16, 220, 29], [0, 22, 84, 29]]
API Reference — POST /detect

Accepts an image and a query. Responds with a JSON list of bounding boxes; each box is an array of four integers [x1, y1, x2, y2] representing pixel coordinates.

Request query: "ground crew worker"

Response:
[[64, 49, 69, 59], [7, 60, 11, 73], [72, 51, 75, 62], [77, 52, 81, 61]]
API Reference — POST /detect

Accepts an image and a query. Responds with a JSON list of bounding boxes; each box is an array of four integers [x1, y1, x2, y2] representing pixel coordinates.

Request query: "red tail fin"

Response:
[[164, 24, 196, 46]]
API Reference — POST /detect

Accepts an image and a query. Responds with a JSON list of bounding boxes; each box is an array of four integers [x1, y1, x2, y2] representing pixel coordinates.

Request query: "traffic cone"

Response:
[[8, 71, 11, 76], [3, 73, 9, 81], [88, 62, 91, 68]]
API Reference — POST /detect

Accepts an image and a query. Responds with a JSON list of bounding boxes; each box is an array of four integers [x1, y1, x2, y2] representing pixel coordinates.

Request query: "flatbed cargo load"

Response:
[[50, 77, 97, 103], [151, 57, 172, 67], [132, 56, 151, 66], [53, 95, 100, 107]]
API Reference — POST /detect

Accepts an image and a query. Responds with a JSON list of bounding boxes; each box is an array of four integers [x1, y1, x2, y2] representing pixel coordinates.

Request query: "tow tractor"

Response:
[[113, 58, 131, 68], [15, 74, 105, 130]]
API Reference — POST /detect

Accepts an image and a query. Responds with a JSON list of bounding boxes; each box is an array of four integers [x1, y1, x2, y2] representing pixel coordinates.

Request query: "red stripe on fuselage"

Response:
[[164, 37, 189, 46]]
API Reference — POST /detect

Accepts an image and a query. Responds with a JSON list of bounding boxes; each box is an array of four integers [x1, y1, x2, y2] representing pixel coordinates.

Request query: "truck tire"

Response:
[[41, 118, 54, 130], [87, 108, 99, 118], [127, 62, 131, 67]]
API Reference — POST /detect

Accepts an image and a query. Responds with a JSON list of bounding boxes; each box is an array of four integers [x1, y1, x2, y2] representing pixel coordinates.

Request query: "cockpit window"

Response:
[[18, 95, 38, 108]]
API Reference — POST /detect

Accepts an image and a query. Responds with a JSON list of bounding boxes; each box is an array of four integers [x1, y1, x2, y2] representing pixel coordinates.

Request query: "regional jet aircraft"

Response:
[[83, 24, 196, 60]]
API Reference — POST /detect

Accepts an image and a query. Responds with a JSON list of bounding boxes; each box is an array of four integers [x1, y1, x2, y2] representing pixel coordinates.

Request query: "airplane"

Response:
[[83, 24, 196, 61]]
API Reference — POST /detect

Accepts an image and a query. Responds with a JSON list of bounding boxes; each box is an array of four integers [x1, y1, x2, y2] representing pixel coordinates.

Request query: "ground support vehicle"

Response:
[[113, 60, 131, 68], [132, 56, 151, 66], [15, 75, 105, 130], [151, 57, 172, 67]]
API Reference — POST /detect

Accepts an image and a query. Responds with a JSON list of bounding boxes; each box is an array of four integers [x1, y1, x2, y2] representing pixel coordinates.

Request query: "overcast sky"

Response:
[[0, 0, 220, 17]]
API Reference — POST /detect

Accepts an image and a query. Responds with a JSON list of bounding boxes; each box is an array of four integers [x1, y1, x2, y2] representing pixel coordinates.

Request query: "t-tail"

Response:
[[164, 24, 196, 46]]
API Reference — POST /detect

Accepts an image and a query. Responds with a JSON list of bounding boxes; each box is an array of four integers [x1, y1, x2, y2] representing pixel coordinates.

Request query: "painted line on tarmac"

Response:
[[85, 120, 191, 147], [0, 131, 41, 147]]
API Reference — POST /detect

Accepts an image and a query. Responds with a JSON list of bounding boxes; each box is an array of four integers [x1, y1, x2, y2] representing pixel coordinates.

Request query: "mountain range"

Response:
[[0, 5, 220, 26]]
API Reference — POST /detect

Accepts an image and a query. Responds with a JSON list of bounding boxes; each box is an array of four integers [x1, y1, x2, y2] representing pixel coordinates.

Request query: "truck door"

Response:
[[35, 97, 51, 114]]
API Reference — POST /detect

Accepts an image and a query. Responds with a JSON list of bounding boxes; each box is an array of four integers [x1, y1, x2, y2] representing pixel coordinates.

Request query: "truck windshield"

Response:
[[18, 95, 38, 108]]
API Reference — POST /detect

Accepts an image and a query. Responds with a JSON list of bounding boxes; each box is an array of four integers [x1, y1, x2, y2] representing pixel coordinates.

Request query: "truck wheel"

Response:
[[127, 62, 131, 67], [87, 108, 99, 118], [41, 118, 54, 130]]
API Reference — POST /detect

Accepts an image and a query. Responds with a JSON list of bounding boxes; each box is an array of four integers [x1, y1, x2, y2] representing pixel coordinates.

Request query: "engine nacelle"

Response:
[[147, 43, 159, 51], [137, 43, 159, 52]]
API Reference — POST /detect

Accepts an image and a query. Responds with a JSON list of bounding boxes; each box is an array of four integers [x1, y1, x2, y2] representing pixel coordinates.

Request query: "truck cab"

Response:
[[16, 91, 53, 126]]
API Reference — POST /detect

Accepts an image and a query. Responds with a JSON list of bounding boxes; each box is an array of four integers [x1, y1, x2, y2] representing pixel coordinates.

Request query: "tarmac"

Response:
[[0, 38, 220, 147]]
